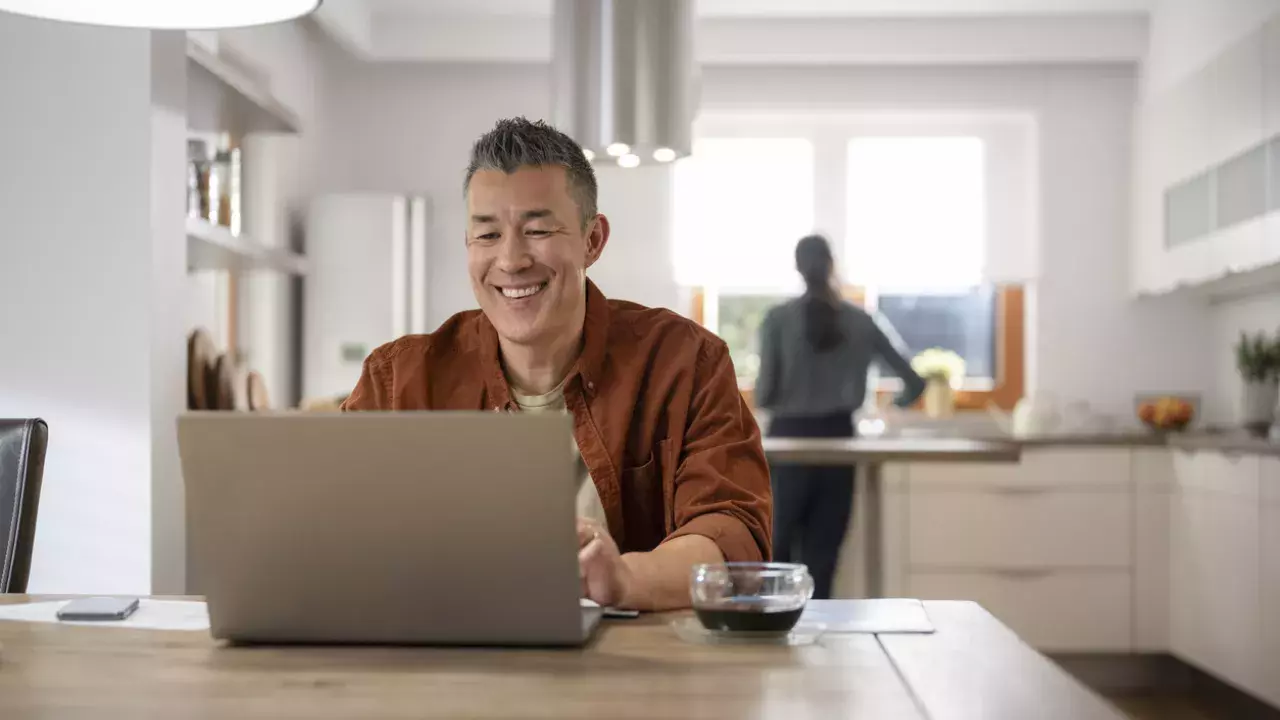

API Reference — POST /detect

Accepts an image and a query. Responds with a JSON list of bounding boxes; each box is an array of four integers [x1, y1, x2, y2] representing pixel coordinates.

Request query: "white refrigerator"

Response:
[[303, 194, 430, 403]]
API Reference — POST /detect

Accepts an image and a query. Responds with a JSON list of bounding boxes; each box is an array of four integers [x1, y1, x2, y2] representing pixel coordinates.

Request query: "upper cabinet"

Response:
[[1132, 12, 1280, 297]]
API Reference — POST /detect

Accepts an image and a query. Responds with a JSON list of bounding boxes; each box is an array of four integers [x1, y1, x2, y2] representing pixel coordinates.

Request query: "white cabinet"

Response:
[[909, 570, 1131, 652], [1132, 449, 1173, 652], [908, 489, 1129, 569], [1169, 450, 1264, 697], [1261, 458, 1280, 708], [1132, 15, 1280, 296], [900, 449, 1133, 653]]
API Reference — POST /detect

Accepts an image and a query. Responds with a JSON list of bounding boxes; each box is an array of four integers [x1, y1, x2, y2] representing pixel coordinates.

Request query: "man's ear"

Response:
[[584, 214, 610, 269]]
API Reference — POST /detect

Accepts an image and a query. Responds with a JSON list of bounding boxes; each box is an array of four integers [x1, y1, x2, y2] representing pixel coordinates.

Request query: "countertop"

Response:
[[763, 436, 1022, 464], [1165, 431, 1280, 457]]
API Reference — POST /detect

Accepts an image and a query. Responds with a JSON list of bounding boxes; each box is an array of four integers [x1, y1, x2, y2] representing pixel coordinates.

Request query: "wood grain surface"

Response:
[[0, 597, 1117, 719]]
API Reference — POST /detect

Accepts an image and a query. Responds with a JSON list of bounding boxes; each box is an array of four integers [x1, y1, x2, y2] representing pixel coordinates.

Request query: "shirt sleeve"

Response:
[[870, 313, 926, 408], [663, 338, 773, 563], [340, 349, 394, 411]]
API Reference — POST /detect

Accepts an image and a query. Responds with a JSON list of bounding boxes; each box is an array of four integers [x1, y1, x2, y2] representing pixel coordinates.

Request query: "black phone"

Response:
[[56, 597, 140, 622]]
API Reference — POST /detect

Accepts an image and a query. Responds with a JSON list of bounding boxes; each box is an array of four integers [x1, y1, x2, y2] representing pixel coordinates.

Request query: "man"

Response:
[[343, 117, 772, 611]]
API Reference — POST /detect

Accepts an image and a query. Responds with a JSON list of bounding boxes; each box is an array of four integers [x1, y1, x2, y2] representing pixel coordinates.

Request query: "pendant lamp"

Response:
[[0, 0, 322, 30]]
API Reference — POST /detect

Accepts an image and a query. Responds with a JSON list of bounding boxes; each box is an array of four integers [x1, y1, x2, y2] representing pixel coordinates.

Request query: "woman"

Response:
[[756, 235, 925, 599]]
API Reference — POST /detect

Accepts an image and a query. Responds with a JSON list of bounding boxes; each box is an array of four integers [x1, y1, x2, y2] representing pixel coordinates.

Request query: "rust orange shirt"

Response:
[[341, 281, 772, 563]]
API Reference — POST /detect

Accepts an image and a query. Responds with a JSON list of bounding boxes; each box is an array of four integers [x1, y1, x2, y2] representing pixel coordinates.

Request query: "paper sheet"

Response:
[[800, 598, 935, 634], [0, 599, 210, 631]]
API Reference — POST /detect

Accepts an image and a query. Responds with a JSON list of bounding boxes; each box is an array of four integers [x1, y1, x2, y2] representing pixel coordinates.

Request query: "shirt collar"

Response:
[[476, 278, 610, 409]]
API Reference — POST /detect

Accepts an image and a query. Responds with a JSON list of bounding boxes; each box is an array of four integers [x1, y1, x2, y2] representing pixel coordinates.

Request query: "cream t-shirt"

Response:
[[510, 381, 609, 527]]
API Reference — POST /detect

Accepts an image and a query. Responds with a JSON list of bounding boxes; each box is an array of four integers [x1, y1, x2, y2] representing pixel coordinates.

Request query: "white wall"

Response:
[[701, 63, 1211, 418], [321, 60, 678, 332], [1145, 0, 1280, 95], [0, 14, 188, 593]]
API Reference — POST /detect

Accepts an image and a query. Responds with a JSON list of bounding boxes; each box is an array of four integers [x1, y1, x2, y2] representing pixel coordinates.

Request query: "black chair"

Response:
[[0, 419, 47, 593]]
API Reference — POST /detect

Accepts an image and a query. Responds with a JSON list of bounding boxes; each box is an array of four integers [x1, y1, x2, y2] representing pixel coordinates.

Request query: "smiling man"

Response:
[[342, 118, 772, 611]]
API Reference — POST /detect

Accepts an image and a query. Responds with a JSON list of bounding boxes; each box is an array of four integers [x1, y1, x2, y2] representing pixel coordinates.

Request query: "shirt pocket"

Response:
[[619, 437, 674, 552]]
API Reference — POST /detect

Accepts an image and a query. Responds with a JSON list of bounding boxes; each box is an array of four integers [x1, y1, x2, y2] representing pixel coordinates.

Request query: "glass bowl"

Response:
[[690, 562, 814, 634]]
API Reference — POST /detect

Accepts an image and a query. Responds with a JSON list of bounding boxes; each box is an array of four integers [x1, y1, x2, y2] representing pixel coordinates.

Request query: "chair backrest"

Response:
[[0, 419, 47, 593]]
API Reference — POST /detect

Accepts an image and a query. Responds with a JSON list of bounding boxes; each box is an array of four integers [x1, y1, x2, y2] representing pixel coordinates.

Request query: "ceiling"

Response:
[[364, 0, 1155, 18], [314, 0, 1152, 64]]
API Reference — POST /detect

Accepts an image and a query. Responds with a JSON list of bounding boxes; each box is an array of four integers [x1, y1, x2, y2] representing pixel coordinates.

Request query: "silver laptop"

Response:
[[177, 412, 603, 646]]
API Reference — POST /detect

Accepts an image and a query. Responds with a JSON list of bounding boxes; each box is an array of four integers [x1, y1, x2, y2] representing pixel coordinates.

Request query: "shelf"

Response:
[[186, 38, 301, 135], [187, 218, 309, 276]]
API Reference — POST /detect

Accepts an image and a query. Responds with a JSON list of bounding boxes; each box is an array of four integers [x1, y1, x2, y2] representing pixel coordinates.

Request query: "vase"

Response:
[[923, 378, 955, 418], [1240, 378, 1279, 437]]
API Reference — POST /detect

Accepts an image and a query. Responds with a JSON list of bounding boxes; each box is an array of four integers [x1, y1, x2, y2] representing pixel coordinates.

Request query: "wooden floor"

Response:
[[1109, 693, 1224, 720]]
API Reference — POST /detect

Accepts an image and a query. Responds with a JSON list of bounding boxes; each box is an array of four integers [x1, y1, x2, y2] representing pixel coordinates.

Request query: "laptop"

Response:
[[177, 411, 603, 646]]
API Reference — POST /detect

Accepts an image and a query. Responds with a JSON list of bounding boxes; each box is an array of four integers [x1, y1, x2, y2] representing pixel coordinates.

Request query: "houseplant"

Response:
[[911, 348, 966, 418], [1234, 330, 1280, 436]]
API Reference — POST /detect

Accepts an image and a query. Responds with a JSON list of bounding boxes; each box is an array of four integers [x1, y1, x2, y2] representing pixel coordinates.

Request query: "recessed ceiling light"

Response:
[[606, 143, 632, 157], [617, 154, 641, 169], [583, 148, 595, 162], [0, 0, 322, 29], [652, 148, 677, 163]]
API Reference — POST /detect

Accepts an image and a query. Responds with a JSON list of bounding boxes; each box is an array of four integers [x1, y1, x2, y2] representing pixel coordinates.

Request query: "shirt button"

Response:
[[586, 381, 595, 391]]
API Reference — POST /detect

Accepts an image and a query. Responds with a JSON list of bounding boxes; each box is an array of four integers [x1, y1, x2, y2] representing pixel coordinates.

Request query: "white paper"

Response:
[[0, 599, 210, 631], [800, 599, 935, 634]]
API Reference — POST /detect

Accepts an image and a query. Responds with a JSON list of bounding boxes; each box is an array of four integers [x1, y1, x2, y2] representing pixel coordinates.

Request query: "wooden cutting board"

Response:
[[187, 329, 216, 410]]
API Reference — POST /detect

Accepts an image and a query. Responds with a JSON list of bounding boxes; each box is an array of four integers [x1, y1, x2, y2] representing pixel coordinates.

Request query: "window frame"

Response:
[[690, 284, 1024, 411]]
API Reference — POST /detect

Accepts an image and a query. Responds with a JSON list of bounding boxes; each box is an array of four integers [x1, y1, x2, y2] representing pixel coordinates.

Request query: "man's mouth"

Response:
[[498, 281, 548, 300]]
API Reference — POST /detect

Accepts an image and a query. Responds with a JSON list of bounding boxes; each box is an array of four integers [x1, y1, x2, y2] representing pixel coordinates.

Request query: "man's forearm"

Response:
[[619, 534, 724, 611]]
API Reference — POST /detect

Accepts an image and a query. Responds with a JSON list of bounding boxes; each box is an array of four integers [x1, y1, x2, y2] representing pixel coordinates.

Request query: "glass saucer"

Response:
[[670, 616, 826, 646]]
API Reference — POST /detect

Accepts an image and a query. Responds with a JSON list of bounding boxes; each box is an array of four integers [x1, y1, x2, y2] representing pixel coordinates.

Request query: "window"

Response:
[[680, 125, 1025, 410], [877, 286, 996, 384], [674, 138, 813, 289]]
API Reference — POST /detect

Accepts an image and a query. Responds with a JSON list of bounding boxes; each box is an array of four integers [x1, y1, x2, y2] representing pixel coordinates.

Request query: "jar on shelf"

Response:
[[209, 133, 241, 233], [186, 139, 210, 221]]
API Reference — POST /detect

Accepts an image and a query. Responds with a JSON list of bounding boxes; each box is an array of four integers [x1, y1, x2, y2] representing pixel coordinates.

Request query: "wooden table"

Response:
[[0, 596, 1120, 719], [762, 437, 1022, 598]]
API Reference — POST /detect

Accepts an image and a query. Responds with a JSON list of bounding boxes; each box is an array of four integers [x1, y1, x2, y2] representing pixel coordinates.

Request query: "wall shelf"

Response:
[[187, 218, 309, 276], [186, 38, 301, 135]]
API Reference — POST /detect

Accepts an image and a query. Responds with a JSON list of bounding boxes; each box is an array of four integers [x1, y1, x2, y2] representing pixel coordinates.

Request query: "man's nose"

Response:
[[494, 232, 534, 273]]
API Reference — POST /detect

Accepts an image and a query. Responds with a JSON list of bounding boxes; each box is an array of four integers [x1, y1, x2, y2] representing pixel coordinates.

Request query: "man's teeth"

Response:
[[501, 283, 546, 299]]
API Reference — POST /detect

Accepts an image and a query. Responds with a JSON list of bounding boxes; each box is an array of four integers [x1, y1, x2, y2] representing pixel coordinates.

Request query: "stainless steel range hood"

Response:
[[552, 0, 696, 168]]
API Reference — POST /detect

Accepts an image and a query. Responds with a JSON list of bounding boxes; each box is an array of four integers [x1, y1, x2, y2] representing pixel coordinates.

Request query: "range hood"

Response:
[[552, 0, 697, 168]]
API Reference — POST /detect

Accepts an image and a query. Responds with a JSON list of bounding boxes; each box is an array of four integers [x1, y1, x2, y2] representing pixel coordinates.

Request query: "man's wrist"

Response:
[[617, 552, 649, 610]]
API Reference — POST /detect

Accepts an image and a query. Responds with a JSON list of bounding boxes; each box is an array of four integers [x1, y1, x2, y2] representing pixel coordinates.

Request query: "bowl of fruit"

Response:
[[1137, 395, 1195, 432]]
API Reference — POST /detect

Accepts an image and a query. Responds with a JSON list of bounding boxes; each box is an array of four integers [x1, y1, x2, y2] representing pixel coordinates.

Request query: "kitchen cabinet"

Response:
[[909, 569, 1131, 652], [1132, 449, 1173, 652], [908, 488, 1129, 569], [1169, 449, 1264, 697], [1131, 14, 1280, 296], [1261, 459, 1280, 708], [899, 448, 1133, 652]]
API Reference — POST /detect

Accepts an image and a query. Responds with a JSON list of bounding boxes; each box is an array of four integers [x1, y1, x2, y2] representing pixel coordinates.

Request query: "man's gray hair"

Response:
[[464, 117, 598, 227]]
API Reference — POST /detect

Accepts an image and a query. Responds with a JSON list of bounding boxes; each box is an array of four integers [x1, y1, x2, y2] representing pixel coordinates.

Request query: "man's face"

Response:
[[466, 165, 608, 348]]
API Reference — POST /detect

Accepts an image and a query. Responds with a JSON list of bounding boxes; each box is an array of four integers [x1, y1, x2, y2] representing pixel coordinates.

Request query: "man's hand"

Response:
[[577, 517, 634, 607]]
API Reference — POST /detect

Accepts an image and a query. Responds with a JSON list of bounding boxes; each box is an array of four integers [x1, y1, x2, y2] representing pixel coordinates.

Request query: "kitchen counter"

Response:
[[1166, 431, 1280, 457], [762, 436, 1022, 464]]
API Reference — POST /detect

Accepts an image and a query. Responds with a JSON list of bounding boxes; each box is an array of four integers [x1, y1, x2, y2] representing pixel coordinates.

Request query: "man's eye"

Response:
[[527, 229, 551, 237], [476, 232, 500, 241]]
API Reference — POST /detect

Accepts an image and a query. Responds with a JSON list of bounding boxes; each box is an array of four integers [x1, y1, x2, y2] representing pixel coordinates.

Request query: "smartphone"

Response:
[[57, 597, 140, 622]]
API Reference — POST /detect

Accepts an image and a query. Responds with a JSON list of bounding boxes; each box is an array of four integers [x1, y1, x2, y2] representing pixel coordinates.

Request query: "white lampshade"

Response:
[[0, 0, 322, 29]]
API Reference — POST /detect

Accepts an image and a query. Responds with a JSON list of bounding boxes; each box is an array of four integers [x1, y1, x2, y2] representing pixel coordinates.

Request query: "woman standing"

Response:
[[756, 235, 925, 599]]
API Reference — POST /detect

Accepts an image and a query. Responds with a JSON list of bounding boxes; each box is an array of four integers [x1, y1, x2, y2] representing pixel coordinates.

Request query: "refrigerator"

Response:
[[303, 194, 430, 403]]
